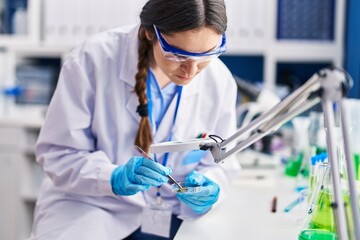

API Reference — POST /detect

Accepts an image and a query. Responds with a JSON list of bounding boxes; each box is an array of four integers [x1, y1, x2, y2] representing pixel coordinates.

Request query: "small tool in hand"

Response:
[[134, 145, 186, 192]]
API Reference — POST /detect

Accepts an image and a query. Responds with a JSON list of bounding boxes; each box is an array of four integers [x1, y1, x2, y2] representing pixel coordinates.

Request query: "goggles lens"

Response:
[[153, 25, 226, 63]]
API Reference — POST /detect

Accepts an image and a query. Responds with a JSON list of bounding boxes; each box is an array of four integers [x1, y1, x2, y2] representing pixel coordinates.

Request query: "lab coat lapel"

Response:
[[125, 93, 141, 123], [118, 24, 141, 123], [118, 24, 139, 87]]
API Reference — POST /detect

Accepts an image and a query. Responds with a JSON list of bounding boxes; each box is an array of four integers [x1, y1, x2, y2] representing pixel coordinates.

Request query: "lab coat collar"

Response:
[[118, 24, 140, 87]]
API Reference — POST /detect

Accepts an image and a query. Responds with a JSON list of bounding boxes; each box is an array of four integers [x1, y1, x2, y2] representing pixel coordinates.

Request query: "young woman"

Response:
[[30, 0, 240, 239]]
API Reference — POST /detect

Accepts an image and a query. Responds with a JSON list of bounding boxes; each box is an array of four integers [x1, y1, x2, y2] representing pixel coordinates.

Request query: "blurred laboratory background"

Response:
[[0, 0, 359, 239]]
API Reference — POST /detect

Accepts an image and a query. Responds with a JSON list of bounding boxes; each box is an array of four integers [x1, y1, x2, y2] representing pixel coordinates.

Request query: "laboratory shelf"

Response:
[[0, 106, 45, 128], [6, 44, 72, 58], [271, 44, 341, 62], [0, 35, 37, 47]]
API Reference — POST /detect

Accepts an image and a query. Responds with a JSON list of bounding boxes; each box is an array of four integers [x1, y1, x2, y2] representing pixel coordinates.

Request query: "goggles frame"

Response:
[[153, 25, 227, 63]]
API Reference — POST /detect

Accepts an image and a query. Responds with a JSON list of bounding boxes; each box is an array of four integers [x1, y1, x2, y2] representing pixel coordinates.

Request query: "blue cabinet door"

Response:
[[345, 0, 360, 98]]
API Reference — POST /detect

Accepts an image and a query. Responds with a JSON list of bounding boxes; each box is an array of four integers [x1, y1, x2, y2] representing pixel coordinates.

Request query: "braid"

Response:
[[134, 27, 152, 153]]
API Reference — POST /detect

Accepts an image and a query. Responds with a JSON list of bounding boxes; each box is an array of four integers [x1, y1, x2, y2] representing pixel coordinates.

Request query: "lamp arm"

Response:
[[208, 97, 320, 163], [204, 70, 323, 163]]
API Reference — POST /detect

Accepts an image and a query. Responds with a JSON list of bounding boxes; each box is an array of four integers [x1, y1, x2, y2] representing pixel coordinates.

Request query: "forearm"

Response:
[[36, 143, 117, 196]]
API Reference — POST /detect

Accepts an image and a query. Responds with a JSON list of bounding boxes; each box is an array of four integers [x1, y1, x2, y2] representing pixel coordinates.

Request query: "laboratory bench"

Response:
[[175, 156, 302, 240]]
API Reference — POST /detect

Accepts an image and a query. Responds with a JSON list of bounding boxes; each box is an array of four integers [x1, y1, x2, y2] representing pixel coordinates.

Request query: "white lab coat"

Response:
[[30, 24, 240, 240]]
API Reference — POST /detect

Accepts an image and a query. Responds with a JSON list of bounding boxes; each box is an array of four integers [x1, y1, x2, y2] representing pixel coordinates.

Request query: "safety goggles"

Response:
[[153, 25, 227, 63]]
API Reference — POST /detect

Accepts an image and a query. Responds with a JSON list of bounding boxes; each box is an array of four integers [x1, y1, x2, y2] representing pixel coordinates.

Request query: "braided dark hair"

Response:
[[134, 0, 227, 152], [134, 28, 153, 152]]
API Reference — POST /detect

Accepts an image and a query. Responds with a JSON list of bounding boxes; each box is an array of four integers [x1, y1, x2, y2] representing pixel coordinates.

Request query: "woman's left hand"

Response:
[[176, 170, 220, 214]]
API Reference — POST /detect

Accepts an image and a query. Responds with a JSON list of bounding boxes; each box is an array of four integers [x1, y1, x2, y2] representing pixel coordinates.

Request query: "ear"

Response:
[[145, 30, 155, 42]]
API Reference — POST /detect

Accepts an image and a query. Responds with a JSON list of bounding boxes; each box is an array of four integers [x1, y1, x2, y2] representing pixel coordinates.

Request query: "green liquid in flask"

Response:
[[309, 189, 336, 231], [298, 229, 338, 240]]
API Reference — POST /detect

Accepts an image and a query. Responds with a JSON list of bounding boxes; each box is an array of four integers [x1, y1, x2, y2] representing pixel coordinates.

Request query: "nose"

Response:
[[181, 60, 198, 77]]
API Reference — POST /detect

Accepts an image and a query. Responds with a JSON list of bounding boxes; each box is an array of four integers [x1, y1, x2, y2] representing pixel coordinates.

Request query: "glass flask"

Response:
[[298, 161, 355, 240]]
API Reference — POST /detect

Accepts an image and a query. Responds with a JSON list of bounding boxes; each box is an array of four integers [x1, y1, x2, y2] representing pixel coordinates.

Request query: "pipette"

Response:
[[283, 195, 305, 213], [134, 145, 186, 192]]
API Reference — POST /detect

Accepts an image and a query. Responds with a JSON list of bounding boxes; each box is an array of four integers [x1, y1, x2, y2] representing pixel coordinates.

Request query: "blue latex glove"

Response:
[[111, 156, 171, 196], [176, 170, 220, 214]]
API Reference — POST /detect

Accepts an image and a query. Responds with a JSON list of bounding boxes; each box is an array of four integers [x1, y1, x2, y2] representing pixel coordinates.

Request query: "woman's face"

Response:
[[148, 26, 221, 86]]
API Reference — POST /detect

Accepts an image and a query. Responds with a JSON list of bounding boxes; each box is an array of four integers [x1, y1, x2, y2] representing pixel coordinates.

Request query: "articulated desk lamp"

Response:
[[150, 67, 360, 240]]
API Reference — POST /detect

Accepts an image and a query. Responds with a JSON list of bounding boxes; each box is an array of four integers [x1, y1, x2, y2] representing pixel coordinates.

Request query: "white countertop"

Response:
[[175, 168, 303, 240]]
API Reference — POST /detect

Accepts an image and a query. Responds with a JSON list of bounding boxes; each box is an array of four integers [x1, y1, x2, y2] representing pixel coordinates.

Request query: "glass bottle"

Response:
[[12, 4, 27, 35], [309, 153, 327, 192], [285, 117, 310, 181]]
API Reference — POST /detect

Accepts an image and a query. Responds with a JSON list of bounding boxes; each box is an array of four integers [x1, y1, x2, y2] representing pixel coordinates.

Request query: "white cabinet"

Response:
[[0, 0, 347, 91], [0, 125, 43, 240]]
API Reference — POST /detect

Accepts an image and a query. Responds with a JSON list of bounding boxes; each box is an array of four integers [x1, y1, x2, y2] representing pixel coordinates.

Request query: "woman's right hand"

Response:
[[111, 156, 171, 196]]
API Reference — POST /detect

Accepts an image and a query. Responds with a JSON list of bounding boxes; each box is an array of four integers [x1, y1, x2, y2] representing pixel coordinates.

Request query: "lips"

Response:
[[177, 75, 192, 81]]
